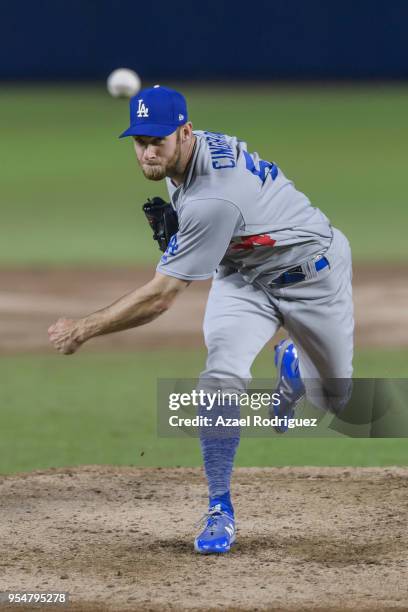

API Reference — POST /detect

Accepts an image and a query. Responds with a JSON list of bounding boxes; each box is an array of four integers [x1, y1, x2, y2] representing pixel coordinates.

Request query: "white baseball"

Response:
[[107, 68, 141, 98]]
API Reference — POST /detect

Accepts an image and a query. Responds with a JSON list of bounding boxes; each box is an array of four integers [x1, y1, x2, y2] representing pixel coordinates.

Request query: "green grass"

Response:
[[1, 347, 407, 474], [1, 84, 408, 265]]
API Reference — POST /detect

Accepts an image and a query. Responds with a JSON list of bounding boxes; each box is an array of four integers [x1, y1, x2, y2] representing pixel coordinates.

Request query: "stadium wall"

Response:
[[1, 0, 407, 80]]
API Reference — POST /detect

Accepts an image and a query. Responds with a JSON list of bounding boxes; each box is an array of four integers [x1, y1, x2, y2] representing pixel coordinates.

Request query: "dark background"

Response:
[[1, 0, 407, 80]]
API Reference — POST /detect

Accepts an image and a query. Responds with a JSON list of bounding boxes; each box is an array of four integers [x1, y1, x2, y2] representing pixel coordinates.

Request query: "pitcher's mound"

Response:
[[0, 466, 407, 611]]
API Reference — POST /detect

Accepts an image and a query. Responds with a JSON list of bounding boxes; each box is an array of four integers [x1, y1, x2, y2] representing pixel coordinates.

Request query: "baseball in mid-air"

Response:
[[107, 68, 141, 98]]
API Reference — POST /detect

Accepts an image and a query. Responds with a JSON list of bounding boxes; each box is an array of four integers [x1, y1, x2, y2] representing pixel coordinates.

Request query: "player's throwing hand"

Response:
[[48, 318, 83, 355]]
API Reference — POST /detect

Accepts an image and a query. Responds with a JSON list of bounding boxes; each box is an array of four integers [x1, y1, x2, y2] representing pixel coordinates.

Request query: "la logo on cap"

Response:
[[136, 99, 149, 118]]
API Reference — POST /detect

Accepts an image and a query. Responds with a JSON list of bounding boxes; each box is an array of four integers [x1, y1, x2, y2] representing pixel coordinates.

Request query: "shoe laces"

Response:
[[194, 507, 227, 530]]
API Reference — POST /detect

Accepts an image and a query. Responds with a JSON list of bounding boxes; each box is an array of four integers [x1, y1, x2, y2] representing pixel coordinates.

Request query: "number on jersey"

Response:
[[244, 151, 278, 183]]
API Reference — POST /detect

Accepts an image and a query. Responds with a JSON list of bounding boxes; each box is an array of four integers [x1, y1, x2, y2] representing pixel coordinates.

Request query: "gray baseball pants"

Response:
[[199, 227, 354, 413]]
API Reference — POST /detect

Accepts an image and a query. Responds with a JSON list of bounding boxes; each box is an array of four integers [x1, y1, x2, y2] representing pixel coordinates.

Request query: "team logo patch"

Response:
[[136, 99, 149, 118], [161, 234, 179, 263]]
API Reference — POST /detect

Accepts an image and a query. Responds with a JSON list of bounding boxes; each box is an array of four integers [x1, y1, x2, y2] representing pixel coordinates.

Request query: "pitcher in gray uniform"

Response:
[[48, 86, 354, 555]]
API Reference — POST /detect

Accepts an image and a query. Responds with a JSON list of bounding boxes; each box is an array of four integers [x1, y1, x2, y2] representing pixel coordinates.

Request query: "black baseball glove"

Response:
[[142, 197, 179, 252]]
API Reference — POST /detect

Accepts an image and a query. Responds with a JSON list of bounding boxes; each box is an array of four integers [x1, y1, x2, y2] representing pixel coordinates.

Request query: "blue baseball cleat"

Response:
[[194, 504, 236, 554], [272, 339, 305, 433]]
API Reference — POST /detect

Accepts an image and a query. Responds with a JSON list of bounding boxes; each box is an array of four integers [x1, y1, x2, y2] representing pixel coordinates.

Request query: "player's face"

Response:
[[133, 129, 183, 181]]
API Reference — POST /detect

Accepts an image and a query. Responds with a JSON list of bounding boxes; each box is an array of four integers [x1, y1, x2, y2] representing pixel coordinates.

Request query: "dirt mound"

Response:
[[0, 264, 408, 354], [0, 466, 407, 611]]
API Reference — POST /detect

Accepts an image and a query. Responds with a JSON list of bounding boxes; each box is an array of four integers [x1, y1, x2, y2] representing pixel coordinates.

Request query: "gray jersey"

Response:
[[157, 130, 333, 283]]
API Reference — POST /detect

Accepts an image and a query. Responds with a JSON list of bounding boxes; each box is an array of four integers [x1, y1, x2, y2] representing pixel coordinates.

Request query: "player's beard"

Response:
[[141, 131, 183, 182], [141, 164, 167, 181]]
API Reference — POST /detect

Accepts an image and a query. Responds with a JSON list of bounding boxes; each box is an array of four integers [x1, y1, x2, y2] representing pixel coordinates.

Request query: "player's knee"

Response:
[[306, 379, 353, 414]]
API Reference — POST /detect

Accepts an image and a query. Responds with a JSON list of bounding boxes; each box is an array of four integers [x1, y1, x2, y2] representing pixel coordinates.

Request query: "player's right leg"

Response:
[[195, 269, 280, 553], [279, 227, 354, 415]]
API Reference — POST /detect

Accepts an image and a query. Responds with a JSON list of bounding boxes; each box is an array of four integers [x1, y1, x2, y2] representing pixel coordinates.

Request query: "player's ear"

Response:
[[180, 122, 193, 142]]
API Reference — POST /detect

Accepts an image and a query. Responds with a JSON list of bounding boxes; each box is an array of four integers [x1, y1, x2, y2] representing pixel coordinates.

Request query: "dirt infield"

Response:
[[0, 263, 408, 354], [0, 466, 407, 611]]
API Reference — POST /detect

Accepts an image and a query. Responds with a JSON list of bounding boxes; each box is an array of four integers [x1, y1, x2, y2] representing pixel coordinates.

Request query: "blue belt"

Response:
[[271, 256, 329, 287]]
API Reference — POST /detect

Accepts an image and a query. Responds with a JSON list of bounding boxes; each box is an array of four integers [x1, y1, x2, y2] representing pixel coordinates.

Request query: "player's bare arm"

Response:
[[48, 104, 196, 357], [48, 272, 189, 355]]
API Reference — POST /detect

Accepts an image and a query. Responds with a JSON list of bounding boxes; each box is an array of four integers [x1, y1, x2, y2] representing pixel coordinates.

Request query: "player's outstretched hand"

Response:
[[48, 318, 84, 355]]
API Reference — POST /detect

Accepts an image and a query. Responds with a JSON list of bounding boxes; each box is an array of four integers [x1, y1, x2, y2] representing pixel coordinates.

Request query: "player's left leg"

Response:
[[195, 269, 280, 553]]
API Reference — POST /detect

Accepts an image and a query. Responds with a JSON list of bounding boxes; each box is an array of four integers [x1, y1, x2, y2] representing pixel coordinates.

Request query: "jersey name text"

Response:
[[204, 131, 236, 170]]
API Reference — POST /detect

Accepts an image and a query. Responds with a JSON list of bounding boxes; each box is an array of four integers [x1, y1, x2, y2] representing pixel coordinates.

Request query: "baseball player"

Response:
[[48, 86, 354, 554]]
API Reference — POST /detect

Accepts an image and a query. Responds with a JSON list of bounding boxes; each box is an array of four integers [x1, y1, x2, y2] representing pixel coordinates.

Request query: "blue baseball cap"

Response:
[[119, 85, 188, 138]]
